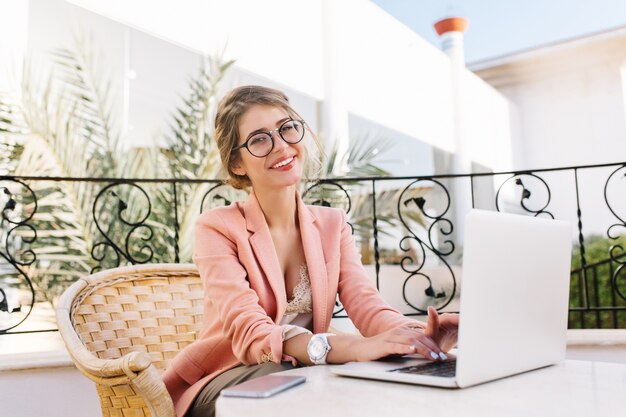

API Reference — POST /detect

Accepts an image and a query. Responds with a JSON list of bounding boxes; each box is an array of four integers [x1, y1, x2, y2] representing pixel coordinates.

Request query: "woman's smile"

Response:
[[270, 155, 296, 170]]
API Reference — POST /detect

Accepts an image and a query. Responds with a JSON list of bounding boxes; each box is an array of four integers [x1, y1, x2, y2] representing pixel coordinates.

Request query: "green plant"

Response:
[[0, 39, 233, 309], [569, 234, 626, 328]]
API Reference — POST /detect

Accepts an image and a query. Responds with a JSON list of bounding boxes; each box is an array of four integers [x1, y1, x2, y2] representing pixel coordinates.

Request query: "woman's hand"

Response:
[[353, 325, 443, 362], [425, 306, 459, 353]]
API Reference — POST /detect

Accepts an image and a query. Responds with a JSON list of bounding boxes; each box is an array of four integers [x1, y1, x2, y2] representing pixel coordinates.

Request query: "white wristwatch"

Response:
[[307, 333, 335, 365]]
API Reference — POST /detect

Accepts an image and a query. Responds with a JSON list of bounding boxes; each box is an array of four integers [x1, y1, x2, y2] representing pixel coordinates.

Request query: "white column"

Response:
[[435, 17, 472, 244], [321, 0, 350, 176]]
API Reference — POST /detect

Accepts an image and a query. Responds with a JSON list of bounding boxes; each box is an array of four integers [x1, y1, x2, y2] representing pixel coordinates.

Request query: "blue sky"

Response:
[[372, 0, 626, 63]]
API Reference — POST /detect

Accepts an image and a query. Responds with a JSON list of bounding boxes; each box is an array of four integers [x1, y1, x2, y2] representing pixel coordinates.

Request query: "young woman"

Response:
[[163, 85, 458, 417]]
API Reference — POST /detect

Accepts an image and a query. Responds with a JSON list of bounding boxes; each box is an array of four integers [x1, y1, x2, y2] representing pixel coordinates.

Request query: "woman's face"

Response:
[[232, 104, 305, 190]]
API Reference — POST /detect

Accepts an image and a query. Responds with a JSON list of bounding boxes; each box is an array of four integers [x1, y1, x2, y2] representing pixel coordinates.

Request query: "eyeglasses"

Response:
[[232, 119, 306, 158]]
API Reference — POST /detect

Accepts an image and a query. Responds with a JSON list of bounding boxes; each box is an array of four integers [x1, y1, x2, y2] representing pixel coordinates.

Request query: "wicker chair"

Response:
[[56, 263, 204, 417]]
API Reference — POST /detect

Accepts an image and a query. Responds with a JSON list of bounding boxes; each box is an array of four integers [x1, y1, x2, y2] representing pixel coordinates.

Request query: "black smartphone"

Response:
[[220, 375, 306, 398]]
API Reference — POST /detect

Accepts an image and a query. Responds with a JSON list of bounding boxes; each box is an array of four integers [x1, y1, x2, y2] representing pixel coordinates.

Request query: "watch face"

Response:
[[309, 338, 326, 360]]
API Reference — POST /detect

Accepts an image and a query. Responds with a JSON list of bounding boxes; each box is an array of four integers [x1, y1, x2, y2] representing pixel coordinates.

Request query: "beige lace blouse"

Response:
[[279, 264, 314, 341]]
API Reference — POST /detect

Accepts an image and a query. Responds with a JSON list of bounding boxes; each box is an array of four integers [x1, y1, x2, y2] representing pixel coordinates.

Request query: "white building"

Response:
[[1, 0, 514, 176], [471, 26, 626, 169], [472, 26, 626, 236]]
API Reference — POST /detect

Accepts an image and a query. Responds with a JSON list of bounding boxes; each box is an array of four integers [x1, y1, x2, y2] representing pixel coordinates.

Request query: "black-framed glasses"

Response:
[[232, 119, 306, 158]]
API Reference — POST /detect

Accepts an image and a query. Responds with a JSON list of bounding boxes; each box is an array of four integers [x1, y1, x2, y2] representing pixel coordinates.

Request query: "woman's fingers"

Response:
[[440, 327, 459, 352], [425, 306, 440, 340], [396, 327, 442, 352], [415, 333, 442, 355], [438, 314, 460, 352], [381, 341, 433, 360], [373, 323, 457, 362], [407, 339, 441, 361], [389, 333, 440, 354], [425, 308, 461, 354], [385, 331, 443, 361]]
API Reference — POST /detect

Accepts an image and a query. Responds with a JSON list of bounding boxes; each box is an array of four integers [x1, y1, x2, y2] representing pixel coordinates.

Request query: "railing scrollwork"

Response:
[[496, 173, 554, 218], [0, 180, 37, 333], [3, 160, 626, 333], [604, 164, 626, 301], [397, 179, 456, 313], [91, 182, 154, 273]]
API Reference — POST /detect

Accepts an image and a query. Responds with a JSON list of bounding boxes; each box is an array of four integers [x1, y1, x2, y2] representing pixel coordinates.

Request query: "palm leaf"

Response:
[[49, 40, 120, 174], [324, 134, 392, 178], [159, 55, 237, 262], [0, 38, 126, 305]]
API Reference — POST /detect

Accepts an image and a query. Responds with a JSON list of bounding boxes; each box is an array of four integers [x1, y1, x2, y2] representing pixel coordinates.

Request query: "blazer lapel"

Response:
[[296, 193, 329, 333], [244, 193, 287, 321]]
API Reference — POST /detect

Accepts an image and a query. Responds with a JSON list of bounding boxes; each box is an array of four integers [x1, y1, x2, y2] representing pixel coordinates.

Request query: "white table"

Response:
[[217, 360, 626, 417]]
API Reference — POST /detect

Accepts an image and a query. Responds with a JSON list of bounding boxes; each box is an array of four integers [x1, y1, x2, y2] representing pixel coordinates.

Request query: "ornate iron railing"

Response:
[[1, 161, 625, 334]]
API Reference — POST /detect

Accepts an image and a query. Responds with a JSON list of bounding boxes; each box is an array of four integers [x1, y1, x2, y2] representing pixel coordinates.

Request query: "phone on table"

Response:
[[221, 375, 306, 398]]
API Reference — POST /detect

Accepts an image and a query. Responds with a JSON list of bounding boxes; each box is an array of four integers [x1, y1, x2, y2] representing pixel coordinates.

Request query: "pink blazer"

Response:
[[163, 191, 417, 416]]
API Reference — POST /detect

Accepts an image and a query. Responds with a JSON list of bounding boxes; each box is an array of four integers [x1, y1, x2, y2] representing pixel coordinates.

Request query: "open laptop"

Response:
[[331, 209, 572, 388]]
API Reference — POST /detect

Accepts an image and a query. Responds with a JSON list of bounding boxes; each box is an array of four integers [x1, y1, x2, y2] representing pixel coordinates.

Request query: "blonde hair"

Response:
[[214, 85, 323, 189]]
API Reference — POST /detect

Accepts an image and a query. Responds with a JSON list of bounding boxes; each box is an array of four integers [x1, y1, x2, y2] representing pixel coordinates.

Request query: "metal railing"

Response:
[[1, 161, 625, 334]]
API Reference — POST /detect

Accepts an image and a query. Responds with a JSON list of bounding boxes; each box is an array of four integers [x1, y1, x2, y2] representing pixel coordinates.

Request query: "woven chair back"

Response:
[[70, 266, 204, 372]]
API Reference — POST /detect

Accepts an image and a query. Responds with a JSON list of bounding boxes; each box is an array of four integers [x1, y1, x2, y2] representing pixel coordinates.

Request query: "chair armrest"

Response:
[[72, 348, 153, 380], [57, 285, 152, 380], [56, 272, 181, 417], [57, 304, 175, 417]]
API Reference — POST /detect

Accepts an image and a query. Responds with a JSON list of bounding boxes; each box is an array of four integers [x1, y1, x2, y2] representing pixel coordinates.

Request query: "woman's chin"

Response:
[[269, 167, 303, 187], [251, 174, 302, 190], [273, 176, 302, 189]]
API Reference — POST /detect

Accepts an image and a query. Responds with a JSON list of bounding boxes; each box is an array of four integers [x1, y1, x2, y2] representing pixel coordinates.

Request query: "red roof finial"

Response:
[[434, 17, 469, 36]]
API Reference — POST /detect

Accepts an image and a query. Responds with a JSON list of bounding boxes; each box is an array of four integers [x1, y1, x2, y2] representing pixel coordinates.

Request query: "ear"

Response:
[[230, 160, 247, 177]]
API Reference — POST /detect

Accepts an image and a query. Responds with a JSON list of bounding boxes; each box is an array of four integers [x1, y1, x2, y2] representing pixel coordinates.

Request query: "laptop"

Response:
[[331, 209, 572, 388]]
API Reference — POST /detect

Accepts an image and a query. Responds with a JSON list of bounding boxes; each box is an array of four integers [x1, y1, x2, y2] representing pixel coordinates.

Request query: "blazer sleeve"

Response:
[[335, 210, 425, 336], [193, 211, 286, 366]]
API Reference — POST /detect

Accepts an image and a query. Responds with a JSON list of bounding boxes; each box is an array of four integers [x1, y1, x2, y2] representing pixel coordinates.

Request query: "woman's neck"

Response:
[[253, 185, 298, 230]]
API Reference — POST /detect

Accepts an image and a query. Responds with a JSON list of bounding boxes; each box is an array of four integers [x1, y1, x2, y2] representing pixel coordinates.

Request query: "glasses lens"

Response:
[[279, 120, 305, 144], [247, 134, 273, 157]]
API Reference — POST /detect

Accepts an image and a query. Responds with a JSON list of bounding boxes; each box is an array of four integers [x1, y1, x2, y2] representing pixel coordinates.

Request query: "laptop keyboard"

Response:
[[388, 360, 457, 378]]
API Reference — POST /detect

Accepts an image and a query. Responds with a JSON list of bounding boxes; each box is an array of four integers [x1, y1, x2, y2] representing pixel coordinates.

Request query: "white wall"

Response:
[[0, 332, 100, 417], [51, 0, 510, 171], [461, 71, 514, 172], [0, 1, 29, 93], [1, 365, 100, 417], [65, 0, 326, 99], [336, 0, 457, 153], [496, 61, 626, 169], [473, 31, 626, 169], [26, 0, 128, 144]]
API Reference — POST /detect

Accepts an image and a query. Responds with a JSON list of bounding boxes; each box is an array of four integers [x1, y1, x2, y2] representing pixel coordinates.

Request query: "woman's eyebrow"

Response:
[[245, 117, 291, 140]]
